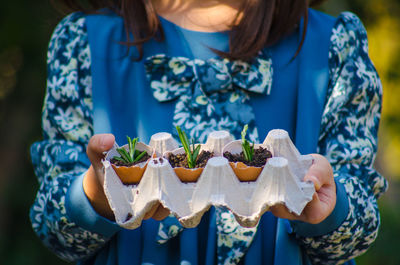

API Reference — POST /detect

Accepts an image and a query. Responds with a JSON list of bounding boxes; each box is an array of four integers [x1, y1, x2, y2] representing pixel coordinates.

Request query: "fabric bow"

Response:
[[144, 52, 273, 264], [144, 52, 273, 143], [145, 54, 272, 101]]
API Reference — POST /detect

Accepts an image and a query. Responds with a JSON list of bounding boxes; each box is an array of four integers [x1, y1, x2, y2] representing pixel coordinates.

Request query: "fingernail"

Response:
[[99, 135, 107, 148], [311, 175, 322, 190], [100, 134, 113, 149]]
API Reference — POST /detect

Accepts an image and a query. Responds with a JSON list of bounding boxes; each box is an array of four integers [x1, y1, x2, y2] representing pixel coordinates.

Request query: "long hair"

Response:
[[54, 0, 326, 61]]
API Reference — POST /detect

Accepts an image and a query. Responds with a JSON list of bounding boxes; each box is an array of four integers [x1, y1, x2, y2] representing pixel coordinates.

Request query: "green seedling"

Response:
[[241, 124, 254, 162], [113, 136, 147, 165], [176, 126, 201, 168]]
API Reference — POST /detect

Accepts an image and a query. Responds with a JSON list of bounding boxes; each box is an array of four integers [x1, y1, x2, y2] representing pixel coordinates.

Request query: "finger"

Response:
[[270, 204, 300, 221], [87, 134, 115, 170], [298, 193, 324, 223], [300, 184, 336, 224], [301, 192, 333, 224], [305, 154, 333, 186], [144, 202, 159, 220], [152, 204, 171, 221], [304, 175, 322, 191]]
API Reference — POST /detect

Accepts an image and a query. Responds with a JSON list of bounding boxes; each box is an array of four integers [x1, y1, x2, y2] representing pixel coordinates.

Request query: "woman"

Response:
[[30, 0, 387, 264]]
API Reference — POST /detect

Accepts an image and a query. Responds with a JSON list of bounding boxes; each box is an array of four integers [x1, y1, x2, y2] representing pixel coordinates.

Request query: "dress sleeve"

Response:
[[30, 12, 120, 262], [291, 12, 388, 264]]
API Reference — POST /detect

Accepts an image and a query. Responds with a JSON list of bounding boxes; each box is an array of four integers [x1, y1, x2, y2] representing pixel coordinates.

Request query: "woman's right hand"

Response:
[[83, 134, 170, 221]]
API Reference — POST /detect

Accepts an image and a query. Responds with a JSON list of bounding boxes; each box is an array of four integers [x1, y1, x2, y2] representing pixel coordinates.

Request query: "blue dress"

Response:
[[30, 8, 387, 265]]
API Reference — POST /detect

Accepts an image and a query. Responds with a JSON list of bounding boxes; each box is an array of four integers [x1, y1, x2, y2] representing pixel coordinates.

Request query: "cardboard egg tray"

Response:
[[102, 129, 315, 229]]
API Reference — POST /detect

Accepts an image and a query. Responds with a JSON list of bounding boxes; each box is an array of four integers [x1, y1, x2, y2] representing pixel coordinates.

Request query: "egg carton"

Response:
[[102, 129, 315, 229]]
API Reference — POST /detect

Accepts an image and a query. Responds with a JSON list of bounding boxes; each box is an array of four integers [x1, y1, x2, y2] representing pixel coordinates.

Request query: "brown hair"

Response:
[[54, 0, 326, 61]]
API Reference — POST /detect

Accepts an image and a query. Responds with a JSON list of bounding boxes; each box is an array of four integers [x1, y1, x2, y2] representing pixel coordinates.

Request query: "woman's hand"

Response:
[[83, 134, 170, 221], [270, 153, 336, 224]]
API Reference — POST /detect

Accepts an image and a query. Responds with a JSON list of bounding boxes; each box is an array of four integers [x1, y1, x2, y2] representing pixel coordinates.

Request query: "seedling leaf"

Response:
[[134, 150, 147, 163], [176, 126, 201, 168], [113, 136, 147, 165], [241, 124, 254, 162]]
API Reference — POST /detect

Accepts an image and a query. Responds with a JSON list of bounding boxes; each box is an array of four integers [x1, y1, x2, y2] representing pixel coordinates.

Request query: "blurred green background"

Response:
[[0, 0, 399, 264]]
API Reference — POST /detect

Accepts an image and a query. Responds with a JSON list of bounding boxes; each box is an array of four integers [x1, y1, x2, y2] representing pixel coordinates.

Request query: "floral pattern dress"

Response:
[[30, 10, 388, 265]]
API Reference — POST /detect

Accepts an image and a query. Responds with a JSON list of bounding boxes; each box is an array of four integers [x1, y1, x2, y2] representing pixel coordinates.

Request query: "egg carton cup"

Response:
[[102, 129, 315, 229]]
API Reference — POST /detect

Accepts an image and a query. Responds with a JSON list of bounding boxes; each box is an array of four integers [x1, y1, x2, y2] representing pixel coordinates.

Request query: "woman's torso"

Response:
[[82, 8, 334, 265]]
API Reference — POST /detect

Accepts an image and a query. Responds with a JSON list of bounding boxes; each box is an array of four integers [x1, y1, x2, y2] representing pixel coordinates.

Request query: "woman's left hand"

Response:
[[270, 153, 336, 224]]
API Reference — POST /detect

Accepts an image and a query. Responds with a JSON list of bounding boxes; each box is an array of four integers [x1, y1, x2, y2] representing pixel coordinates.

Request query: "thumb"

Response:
[[304, 175, 322, 191], [303, 154, 333, 191], [87, 134, 115, 170]]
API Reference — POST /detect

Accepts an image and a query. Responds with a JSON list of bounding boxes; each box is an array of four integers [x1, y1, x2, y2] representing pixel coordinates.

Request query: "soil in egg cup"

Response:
[[223, 125, 272, 182], [167, 126, 214, 183]]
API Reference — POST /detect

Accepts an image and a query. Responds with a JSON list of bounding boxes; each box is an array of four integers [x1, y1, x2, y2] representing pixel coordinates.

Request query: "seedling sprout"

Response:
[[176, 126, 201, 168], [241, 124, 254, 162], [113, 136, 147, 165]]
